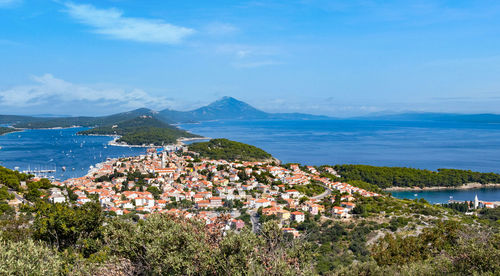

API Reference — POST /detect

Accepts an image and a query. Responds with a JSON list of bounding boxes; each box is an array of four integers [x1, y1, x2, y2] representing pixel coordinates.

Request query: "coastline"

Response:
[[106, 135, 210, 148], [177, 137, 210, 144], [385, 183, 500, 192]]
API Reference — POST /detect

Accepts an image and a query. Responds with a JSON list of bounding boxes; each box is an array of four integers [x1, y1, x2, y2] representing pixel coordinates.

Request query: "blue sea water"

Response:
[[180, 119, 500, 172], [1, 119, 500, 202], [180, 119, 500, 203], [0, 127, 145, 180], [390, 188, 500, 204]]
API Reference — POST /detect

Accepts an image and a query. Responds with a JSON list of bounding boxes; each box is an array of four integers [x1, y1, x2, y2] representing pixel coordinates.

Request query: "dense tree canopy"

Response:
[[79, 116, 199, 146], [188, 139, 272, 161], [0, 127, 18, 135], [334, 164, 500, 188], [0, 166, 31, 191]]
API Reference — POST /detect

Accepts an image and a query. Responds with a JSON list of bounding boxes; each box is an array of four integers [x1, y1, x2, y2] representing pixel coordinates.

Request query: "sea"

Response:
[[180, 119, 500, 204], [0, 127, 145, 180], [1, 119, 500, 203]]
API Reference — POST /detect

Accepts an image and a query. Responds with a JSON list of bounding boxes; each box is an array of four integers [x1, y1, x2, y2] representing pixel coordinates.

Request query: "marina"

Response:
[[0, 127, 146, 180]]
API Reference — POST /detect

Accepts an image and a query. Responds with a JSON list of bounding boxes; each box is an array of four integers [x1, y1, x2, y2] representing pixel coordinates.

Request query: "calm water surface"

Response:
[[1, 120, 500, 201], [0, 127, 145, 180], [180, 119, 500, 202]]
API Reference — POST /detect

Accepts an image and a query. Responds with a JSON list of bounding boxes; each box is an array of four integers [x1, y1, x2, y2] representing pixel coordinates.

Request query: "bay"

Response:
[[1, 119, 500, 202], [0, 127, 145, 180], [390, 188, 500, 204]]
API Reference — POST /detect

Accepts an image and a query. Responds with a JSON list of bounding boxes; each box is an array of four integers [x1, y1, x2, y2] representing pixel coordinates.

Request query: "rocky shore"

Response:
[[384, 182, 500, 191]]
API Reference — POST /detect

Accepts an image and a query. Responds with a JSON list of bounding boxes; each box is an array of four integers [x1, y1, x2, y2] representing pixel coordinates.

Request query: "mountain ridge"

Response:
[[159, 96, 331, 122], [3, 97, 500, 127]]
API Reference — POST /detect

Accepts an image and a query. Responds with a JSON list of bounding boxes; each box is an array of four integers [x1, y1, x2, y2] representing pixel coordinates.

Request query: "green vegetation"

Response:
[[0, 203, 314, 275], [347, 180, 383, 193], [79, 116, 199, 146], [480, 206, 500, 224], [442, 201, 471, 213], [0, 186, 14, 215], [12, 108, 172, 129], [295, 182, 326, 197], [0, 166, 31, 191], [0, 179, 499, 274], [334, 164, 500, 188], [188, 138, 272, 161], [0, 127, 18, 135], [367, 221, 500, 275]]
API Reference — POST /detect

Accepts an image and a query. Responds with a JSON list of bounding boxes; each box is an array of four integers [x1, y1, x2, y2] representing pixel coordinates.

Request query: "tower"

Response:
[[161, 151, 167, 168], [474, 194, 479, 209]]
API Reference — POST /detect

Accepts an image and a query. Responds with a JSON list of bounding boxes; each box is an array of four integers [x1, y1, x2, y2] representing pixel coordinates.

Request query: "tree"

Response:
[[32, 202, 104, 253], [146, 186, 161, 200]]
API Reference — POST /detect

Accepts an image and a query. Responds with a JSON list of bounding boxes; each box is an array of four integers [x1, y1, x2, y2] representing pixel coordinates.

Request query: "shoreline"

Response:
[[106, 135, 210, 148], [385, 183, 500, 192]]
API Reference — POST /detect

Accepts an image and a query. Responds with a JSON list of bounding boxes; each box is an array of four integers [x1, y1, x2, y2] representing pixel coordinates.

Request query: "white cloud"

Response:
[[63, 2, 195, 44], [0, 74, 170, 111]]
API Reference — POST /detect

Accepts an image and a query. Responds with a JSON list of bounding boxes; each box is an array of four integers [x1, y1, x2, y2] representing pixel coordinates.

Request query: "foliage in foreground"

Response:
[[1, 200, 500, 275], [1, 202, 314, 275]]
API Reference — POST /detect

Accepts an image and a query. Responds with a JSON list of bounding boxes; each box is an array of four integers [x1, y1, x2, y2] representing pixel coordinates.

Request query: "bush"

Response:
[[0, 236, 63, 275]]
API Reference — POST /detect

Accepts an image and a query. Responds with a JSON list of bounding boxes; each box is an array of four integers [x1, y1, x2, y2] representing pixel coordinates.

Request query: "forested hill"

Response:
[[0, 127, 18, 136], [188, 138, 273, 161], [334, 164, 500, 188], [12, 108, 173, 129], [78, 116, 200, 146]]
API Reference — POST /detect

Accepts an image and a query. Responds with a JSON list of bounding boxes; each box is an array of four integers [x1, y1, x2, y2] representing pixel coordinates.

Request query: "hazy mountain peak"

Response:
[[127, 108, 156, 114], [209, 96, 250, 107], [158, 97, 331, 122]]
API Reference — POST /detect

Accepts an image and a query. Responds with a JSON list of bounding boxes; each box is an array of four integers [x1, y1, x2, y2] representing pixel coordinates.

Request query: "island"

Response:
[[78, 116, 201, 146]]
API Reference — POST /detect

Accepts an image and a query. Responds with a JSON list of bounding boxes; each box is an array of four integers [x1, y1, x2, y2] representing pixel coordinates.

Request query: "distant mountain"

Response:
[[0, 115, 40, 126], [12, 108, 171, 129], [159, 96, 331, 123], [354, 112, 500, 124]]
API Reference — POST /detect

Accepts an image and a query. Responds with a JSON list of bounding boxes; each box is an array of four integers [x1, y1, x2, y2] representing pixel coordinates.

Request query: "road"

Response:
[[311, 183, 332, 200], [1, 183, 33, 206], [249, 210, 260, 233]]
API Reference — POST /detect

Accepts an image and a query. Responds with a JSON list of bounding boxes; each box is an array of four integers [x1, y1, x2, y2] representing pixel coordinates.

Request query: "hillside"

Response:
[[79, 116, 199, 146], [334, 164, 500, 188], [0, 127, 18, 136], [12, 108, 173, 129], [160, 96, 331, 123], [188, 138, 273, 161], [0, 115, 40, 125]]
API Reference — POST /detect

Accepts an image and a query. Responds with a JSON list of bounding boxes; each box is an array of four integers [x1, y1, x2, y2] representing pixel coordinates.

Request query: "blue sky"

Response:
[[1, 0, 500, 116]]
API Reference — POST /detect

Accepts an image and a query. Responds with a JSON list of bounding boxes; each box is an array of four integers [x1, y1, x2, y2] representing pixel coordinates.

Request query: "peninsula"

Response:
[[78, 116, 201, 146], [0, 127, 18, 136]]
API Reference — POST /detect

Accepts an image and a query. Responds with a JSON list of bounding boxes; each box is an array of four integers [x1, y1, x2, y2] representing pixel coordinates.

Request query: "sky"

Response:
[[1, 0, 500, 116]]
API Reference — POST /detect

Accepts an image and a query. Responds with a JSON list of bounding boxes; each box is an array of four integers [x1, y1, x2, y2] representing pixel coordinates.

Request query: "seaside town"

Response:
[[37, 145, 382, 236]]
